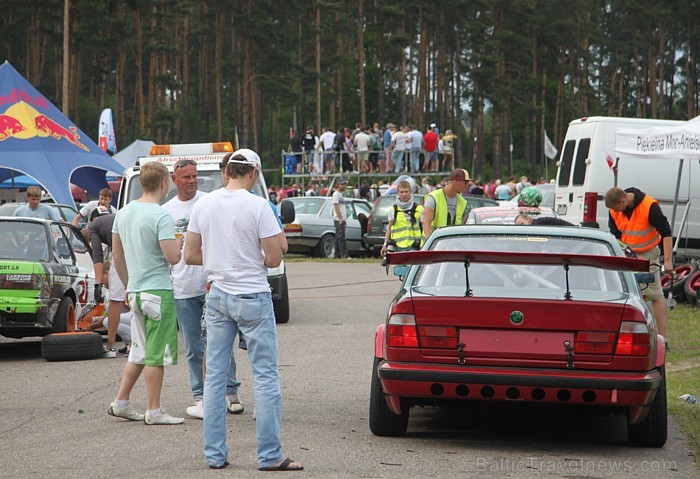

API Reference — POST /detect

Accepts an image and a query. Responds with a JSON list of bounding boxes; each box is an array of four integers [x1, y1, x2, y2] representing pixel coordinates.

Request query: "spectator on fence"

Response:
[[423, 125, 438, 172]]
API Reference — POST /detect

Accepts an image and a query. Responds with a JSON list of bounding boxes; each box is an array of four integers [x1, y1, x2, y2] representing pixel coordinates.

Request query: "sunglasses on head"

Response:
[[174, 159, 197, 171]]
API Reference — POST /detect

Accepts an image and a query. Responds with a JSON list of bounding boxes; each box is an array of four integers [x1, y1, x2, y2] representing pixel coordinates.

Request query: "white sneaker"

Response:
[[102, 348, 117, 358], [226, 394, 244, 414], [186, 398, 204, 419], [108, 401, 144, 421], [144, 409, 184, 425]]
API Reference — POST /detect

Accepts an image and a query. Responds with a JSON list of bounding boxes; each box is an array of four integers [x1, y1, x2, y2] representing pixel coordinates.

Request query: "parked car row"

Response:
[[281, 193, 501, 258]]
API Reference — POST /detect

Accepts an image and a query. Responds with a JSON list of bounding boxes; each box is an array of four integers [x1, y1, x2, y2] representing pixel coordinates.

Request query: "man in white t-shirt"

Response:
[[185, 149, 302, 471], [392, 126, 408, 173], [331, 178, 348, 259], [318, 127, 336, 173], [353, 127, 370, 173], [72, 188, 117, 226], [162, 159, 243, 420]]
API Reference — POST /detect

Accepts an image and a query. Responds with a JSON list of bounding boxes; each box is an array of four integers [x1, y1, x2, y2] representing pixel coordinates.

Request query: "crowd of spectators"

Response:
[[269, 174, 549, 203], [287, 123, 458, 175]]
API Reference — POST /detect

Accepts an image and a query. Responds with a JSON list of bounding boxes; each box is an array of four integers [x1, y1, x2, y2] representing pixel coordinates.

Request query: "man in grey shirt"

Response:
[[87, 214, 126, 357]]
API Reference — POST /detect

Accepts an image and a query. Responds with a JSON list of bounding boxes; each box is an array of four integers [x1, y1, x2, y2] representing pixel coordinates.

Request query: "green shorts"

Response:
[[128, 290, 178, 367]]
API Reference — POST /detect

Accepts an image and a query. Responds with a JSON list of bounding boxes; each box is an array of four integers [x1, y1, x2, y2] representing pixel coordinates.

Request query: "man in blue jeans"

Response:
[[163, 159, 243, 419], [185, 149, 303, 471]]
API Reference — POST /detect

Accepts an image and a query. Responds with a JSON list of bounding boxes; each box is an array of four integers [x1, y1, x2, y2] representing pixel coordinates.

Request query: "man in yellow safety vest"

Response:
[[381, 180, 423, 257], [421, 168, 470, 245]]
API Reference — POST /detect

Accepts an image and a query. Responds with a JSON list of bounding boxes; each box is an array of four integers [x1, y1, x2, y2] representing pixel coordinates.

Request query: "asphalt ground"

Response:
[[0, 262, 697, 479]]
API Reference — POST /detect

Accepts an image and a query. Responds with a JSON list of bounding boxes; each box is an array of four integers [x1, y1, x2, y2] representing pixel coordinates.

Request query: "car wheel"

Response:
[[369, 357, 409, 436], [661, 263, 698, 301], [41, 332, 104, 361], [51, 296, 76, 333], [627, 366, 668, 447], [315, 233, 335, 259], [273, 275, 290, 324], [683, 270, 700, 307]]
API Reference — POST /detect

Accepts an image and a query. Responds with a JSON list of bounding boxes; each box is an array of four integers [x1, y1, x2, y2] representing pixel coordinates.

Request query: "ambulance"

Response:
[[553, 116, 700, 259], [118, 142, 294, 323]]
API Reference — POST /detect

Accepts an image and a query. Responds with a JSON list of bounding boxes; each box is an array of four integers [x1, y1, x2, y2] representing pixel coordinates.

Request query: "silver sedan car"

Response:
[[280, 196, 373, 258]]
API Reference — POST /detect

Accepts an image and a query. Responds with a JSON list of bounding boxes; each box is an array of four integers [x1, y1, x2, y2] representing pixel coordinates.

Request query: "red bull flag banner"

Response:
[[0, 60, 124, 206]]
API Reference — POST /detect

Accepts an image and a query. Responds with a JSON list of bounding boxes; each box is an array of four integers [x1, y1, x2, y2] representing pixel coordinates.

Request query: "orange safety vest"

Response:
[[609, 194, 661, 253]]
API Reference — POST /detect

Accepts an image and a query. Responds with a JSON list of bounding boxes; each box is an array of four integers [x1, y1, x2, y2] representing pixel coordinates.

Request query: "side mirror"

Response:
[[393, 265, 409, 279], [279, 200, 295, 225]]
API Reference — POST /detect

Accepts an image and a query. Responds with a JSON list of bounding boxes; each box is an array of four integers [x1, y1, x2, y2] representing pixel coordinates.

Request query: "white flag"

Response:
[[544, 131, 558, 160], [98, 108, 117, 154]]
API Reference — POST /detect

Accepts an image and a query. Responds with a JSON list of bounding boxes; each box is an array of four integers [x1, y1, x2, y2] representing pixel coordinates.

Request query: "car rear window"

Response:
[[287, 198, 325, 215], [412, 234, 625, 299]]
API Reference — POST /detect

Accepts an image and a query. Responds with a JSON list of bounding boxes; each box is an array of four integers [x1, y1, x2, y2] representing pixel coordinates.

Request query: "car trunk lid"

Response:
[[411, 296, 627, 363]]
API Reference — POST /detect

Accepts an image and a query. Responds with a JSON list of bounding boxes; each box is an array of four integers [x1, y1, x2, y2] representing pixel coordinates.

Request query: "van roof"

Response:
[[568, 116, 685, 126]]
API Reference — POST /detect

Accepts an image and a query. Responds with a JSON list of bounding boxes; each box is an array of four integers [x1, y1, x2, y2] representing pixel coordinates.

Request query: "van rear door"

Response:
[[555, 120, 597, 227]]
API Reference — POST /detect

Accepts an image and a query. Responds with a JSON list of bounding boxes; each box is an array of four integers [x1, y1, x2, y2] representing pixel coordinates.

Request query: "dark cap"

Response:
[[449, 168, 470, 181]]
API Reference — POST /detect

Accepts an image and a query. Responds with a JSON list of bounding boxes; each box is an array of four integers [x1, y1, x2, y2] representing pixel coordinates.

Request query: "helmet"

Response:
[[518, 186, 542, 207]]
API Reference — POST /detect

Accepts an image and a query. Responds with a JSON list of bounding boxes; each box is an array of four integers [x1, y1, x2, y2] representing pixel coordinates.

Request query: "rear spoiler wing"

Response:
[[386, 250, 649, 272], [386, 250, 649, 299]]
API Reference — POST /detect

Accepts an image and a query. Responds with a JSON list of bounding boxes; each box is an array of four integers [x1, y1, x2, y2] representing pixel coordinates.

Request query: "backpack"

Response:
[[370, 134, 381, 151], [393, 204, 421, 229]]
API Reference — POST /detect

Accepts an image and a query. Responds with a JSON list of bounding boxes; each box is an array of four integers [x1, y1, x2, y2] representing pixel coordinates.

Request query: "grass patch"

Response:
[[284, 254, 380, 264], [666, 304, 700, 460]]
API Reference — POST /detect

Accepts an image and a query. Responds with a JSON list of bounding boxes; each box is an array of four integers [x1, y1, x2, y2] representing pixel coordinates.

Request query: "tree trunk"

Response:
[[415, 2, 426, 129], [315, 3, 321, 132], [214, 5, 224, 140], [358, 0, 366, 127], [133, 8, 145, 137], [62, 0, 70, 115]]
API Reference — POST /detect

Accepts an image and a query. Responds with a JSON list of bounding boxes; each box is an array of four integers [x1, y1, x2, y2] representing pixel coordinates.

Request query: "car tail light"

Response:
[[574, 331, 616, 354], [386, 314, 418, 347], [583, 192, 597, 223], [0, 273, 43, 290], [284, 224, 302, 234], [418, 325, 457, 349], [367, 198, 380, 233], [615, 321, 650, 356]]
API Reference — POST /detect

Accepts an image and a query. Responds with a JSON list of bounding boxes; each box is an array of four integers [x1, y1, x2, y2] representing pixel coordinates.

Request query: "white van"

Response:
[[118, 142, 294, 323], [554, 116, 700, 258]]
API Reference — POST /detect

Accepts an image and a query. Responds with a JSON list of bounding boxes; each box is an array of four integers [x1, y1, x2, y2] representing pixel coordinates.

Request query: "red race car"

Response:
[[371, 224, 667, 447]]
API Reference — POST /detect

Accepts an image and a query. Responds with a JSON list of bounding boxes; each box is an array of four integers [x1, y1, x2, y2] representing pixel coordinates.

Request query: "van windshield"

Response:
[[124, 169, 267, 205]]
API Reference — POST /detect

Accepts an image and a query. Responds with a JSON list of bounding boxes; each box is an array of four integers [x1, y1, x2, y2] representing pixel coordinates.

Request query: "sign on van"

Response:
[[615, 118, 700, 159]]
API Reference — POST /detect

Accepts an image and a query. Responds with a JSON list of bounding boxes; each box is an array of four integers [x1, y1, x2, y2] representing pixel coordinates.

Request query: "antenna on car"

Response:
[[563, 260, 572, 300], [464, 257, 473, 297]]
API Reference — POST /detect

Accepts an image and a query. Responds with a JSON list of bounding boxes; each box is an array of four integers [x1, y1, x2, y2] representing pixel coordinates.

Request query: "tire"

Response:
[[273, 275, 290, 324], [627, 367, 668, 447], [662, 263, 698, 300], [315, 233, 335, 259], [369, 357, 409, 436], [51, 296, 76, 333], [683, 270, 700, 306], [41, 332, 104, 362]]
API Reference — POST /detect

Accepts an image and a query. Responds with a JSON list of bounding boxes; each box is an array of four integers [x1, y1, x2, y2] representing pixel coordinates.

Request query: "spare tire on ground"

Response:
[[41, 332, 104, 362], [661, 262, 698, 302], [684, 270, 700, 307]]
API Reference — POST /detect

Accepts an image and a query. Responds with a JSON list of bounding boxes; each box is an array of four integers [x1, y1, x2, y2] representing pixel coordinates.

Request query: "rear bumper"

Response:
[[377, 361, 662, 406], [363, 233, 385, 251]]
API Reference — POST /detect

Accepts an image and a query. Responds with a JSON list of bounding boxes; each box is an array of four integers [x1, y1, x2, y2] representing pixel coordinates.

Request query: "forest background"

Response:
[[2, 0, 700, 181]]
